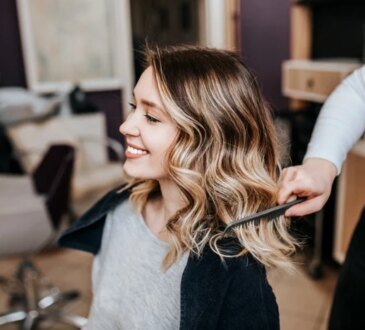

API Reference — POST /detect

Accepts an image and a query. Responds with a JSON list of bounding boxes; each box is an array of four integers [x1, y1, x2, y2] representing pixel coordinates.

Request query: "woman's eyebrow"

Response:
[[132, 92, 166, 115], [141, 99, 166, 113]]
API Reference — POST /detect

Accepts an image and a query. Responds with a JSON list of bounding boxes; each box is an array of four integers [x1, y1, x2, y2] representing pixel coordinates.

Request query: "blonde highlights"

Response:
[[122, 45, 298, 270]]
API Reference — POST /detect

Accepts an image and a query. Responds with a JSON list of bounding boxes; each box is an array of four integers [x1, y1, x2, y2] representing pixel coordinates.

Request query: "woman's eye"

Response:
[[128, 102, 137, 110], [144, 114, 160, 123]]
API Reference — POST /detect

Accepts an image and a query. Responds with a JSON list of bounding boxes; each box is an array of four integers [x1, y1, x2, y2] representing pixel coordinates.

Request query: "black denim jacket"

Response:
[[58, 186, 279, 330]]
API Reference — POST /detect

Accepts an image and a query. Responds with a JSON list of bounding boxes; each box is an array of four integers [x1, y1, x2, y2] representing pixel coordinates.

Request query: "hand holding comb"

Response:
[[222, 197, 306, 237]]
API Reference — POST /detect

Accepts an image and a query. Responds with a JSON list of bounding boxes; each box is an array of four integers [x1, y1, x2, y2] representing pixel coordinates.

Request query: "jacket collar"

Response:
[[58, 185, 132, 254]]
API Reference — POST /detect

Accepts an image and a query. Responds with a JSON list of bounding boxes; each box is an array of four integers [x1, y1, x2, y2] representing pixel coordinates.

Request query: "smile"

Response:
[[125, 145, 148, 158]]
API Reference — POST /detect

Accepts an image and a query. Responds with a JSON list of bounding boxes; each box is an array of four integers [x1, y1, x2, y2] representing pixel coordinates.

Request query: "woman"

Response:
[[59, 45, 298, 329]]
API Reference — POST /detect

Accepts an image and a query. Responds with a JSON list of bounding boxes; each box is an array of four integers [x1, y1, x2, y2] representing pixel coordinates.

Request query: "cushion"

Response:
[[6, 113, 108, 174], [71, 163, 124, 201]]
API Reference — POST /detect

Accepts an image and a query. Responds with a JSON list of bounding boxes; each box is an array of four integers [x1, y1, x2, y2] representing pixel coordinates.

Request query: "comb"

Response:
[[222, 197, 306, 237]]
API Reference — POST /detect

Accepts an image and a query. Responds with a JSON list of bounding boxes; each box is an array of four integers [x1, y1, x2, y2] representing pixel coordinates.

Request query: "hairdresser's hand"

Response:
[[278, 158, 337, 217]]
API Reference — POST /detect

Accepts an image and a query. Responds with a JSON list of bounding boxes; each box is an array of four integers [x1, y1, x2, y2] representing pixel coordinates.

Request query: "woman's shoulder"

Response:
[[203, 241, 276, 307], [185, 243, 279, 329], [192, 239, 269, 285], [202, 238, 264, 272]]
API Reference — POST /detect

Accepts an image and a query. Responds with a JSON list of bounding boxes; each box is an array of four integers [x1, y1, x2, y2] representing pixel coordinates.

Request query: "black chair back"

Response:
[[32, 144, 75, 229]]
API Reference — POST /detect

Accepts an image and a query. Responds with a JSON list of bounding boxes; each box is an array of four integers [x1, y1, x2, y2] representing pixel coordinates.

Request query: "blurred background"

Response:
[[0, 0, 365, 329]]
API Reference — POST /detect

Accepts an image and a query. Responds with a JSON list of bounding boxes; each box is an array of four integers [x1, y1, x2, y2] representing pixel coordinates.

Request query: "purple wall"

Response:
[[0, 0, 123, 142], [0, 0, 26, 87], [87, 90, 124, 146], [241, 0, 290, 111]]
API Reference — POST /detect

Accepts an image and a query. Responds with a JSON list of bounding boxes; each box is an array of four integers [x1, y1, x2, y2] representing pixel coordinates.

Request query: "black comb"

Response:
[[222, 197, 306, 237]]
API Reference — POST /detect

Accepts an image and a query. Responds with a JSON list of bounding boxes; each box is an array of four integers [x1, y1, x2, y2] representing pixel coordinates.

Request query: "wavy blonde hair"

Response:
[[121, 45, 298, 270]]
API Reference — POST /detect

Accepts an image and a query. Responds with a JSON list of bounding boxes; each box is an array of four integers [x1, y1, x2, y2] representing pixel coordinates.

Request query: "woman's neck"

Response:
[[143, 179, 186, 241], [158, 179, 186, 222]]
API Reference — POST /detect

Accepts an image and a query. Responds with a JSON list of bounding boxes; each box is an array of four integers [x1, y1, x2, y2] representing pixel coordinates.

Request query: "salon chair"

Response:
[[0, 144, 87, 329], [6, 112, 125, 207]]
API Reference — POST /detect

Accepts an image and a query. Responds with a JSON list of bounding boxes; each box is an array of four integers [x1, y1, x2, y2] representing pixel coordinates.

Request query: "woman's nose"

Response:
[[119, 113, 140, 136]]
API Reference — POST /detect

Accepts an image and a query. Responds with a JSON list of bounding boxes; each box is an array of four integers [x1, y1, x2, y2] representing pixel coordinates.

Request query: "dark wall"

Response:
[[0, 0, 26, 87], [0, 0, 123, 142], [87, 90, 124, 145], [241, 0, 290, 111], [312, 3, 365, 60]]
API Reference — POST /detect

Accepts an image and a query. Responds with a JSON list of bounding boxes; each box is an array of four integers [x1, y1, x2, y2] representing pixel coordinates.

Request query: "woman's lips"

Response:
[[125, 145, 149, 159]]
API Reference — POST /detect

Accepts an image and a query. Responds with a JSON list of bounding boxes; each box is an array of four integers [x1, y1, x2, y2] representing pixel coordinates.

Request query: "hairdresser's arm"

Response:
[[278, 66, 365, 216]]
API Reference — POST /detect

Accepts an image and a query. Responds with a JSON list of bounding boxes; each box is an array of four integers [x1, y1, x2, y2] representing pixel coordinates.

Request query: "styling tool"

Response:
[[222, 197, 306, 237]]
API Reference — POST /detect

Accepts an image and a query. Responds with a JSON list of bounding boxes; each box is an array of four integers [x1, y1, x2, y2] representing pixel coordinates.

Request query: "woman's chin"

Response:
[[123, 163, 139, 178], [123, 161, 167, 181], [123, 163, 148, 179]]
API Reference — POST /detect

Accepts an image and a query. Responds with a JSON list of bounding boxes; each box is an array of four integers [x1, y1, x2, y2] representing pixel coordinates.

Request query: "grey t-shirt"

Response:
[[85, 199, 189, 330]]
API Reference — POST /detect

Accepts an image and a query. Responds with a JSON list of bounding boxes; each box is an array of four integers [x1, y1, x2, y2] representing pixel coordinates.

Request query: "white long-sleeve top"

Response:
[[304, 65, 365, 174]]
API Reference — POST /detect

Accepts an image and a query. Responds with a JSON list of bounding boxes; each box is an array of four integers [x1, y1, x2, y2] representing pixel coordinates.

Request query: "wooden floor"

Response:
[[269, 261, 338, 330]]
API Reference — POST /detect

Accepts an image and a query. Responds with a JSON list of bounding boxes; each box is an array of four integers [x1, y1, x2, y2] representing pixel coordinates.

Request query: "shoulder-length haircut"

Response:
[[121, 45, 298, 270]]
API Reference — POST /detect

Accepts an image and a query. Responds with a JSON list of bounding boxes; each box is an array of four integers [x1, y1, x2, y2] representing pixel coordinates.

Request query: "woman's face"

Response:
[[119, 66, 178, 180]]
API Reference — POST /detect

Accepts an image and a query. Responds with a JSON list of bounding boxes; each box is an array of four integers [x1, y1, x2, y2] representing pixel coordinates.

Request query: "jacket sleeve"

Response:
[[217, 261, 279, 330]]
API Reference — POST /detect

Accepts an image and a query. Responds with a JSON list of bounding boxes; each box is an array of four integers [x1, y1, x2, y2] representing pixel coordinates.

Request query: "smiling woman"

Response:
[[120, 66, 179, 181], [59, 45, 297, 329], [121, 45, 298, 270]]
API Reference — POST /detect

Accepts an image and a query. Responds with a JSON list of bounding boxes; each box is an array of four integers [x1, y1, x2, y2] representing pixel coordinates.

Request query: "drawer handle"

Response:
[[306, 78, 315, 89]]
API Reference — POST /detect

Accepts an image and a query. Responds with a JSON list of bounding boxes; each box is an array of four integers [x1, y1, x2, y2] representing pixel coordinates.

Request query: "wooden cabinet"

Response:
[[282, 60, 361, 103], [286, 4, 362, 108], [334, 140, 365, 263]]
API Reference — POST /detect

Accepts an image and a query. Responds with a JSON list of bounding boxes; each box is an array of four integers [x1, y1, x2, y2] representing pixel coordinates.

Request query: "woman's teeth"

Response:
[[127, 146, 148, 155]]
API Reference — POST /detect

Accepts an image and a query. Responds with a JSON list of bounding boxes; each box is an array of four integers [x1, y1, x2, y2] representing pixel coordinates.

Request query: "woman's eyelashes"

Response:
[[144, 114, 160, 123], [128, 101, 160, 123], [128, 102, 137, 111]]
